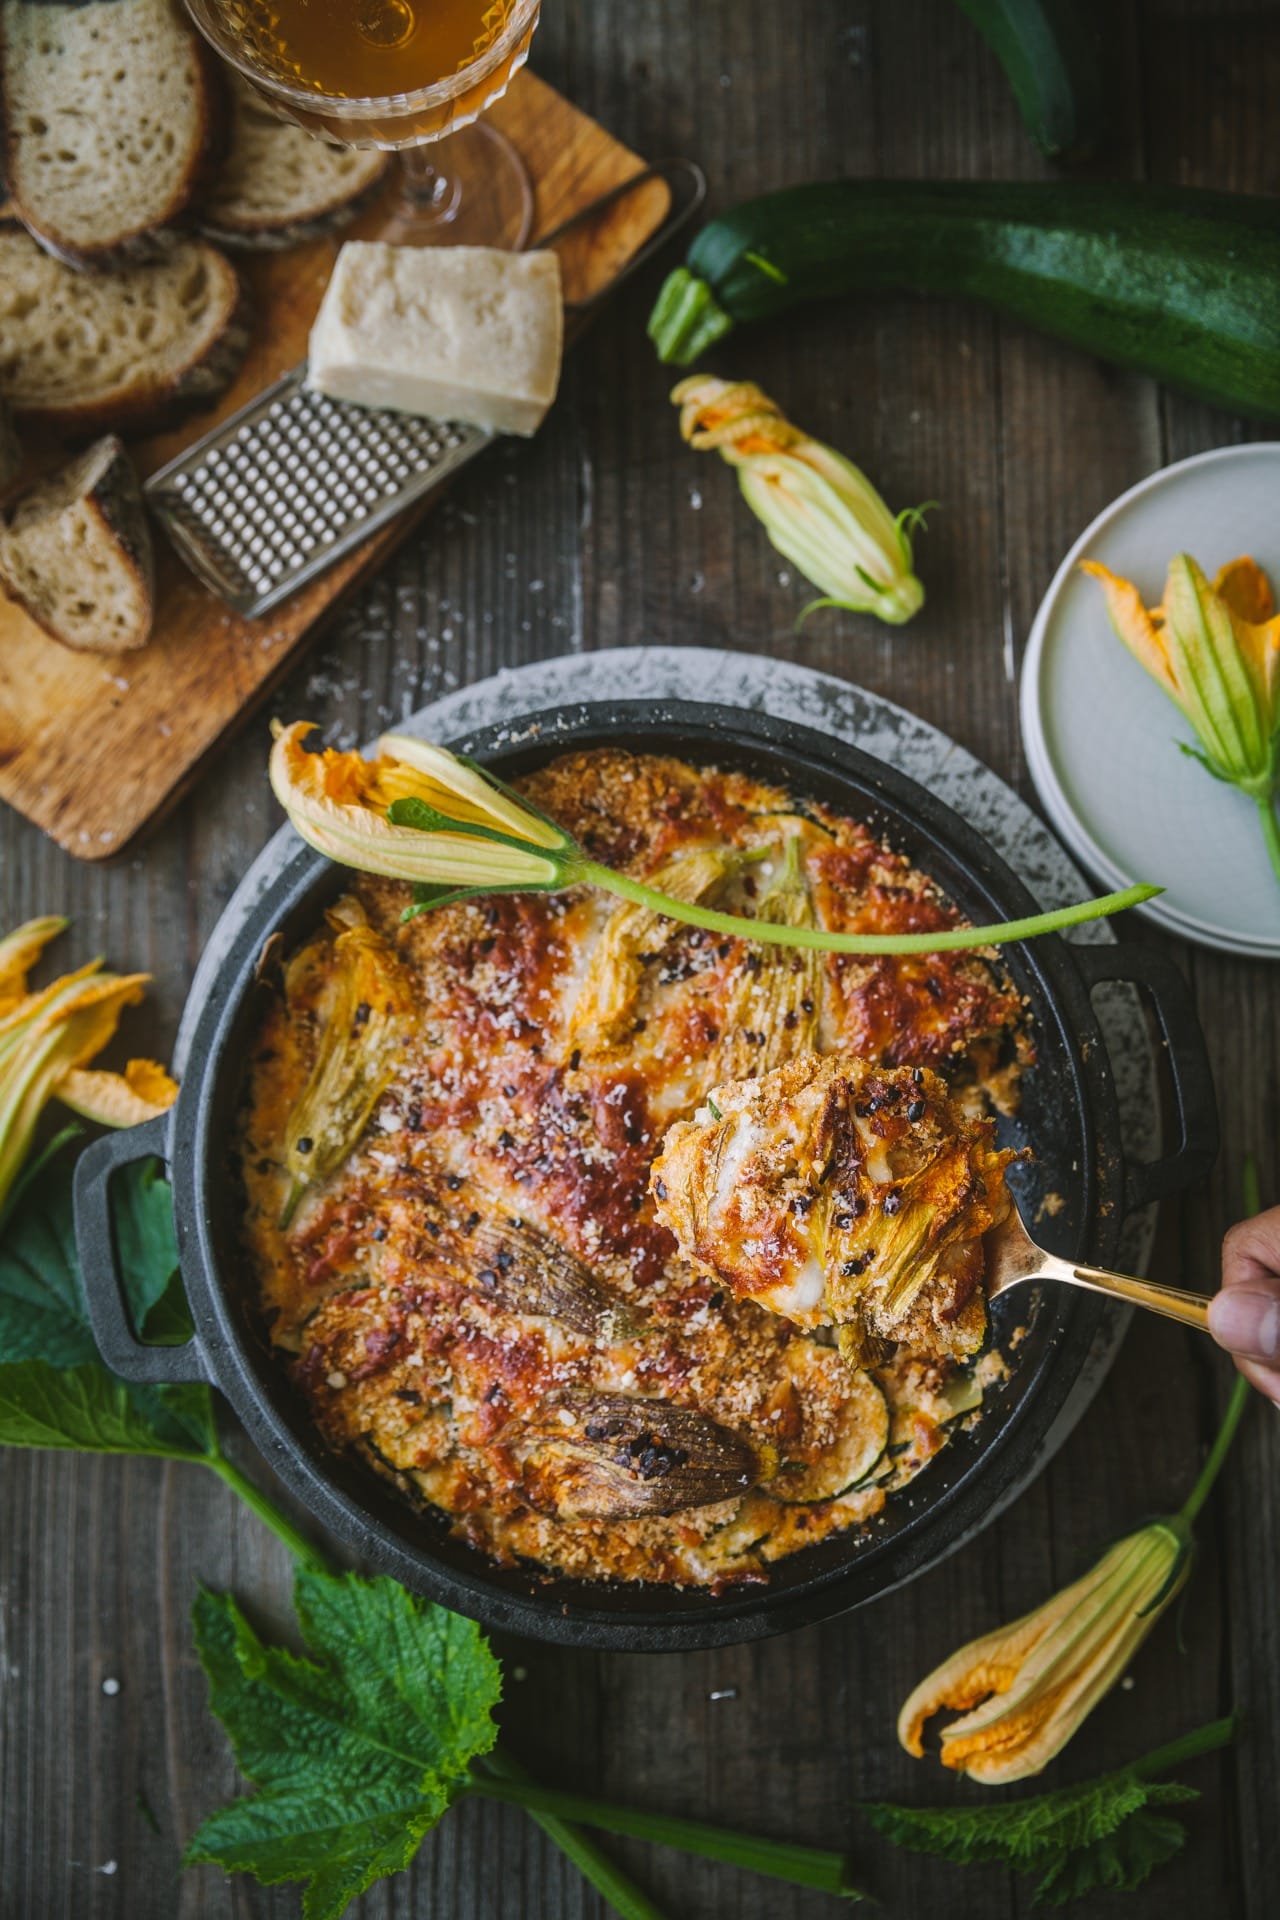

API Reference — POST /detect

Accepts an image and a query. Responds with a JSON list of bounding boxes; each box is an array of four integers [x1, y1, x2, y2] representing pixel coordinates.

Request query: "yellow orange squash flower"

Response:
[[0, 919, 178, 1219], [1084, 552, 1280, 890], [672, 376, 928, 625]]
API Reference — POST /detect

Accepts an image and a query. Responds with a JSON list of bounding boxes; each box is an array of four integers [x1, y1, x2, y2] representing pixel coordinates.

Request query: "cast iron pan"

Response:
[[73, 702, 1218, 1650]]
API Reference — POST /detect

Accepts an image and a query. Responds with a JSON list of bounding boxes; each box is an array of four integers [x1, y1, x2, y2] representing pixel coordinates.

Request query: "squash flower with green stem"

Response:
[[1084, 552, 1280, 892], [268, 723, 1161, 957], [898, 1167, 1262, 1785], [671, 376, 930, 626]]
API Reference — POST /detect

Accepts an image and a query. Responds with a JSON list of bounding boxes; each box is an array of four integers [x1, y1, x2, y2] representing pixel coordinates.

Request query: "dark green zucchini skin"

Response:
[[954, 0, 1107, 160], [651, 181, 1280, 419]]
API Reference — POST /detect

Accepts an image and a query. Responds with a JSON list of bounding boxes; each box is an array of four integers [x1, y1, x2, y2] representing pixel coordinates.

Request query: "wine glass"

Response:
[[183, 0, 542, 249]]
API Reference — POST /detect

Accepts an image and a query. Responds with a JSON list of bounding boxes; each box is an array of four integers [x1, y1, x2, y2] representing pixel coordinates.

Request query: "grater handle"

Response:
[[534, 159, 708, 312]]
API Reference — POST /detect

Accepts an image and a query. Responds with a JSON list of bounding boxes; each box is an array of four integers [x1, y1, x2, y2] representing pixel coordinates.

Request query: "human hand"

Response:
[[1209, 1204, 1280, 1407]]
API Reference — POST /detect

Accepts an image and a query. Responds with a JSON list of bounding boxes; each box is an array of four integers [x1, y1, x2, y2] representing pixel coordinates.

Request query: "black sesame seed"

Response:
[[745, 952, 762, 974], [842, 1256, 866, 1278], [498, 1129, 515, 1149], [569, 1049, 581, 1071], [882, 1189, 902, 1215], [371, 1225, 388, 1242], [425, 1221, 440, 1238], [393, 1387, 422, 1406], [911, 1066, 925, 1085], [800, 996, 815, 1013], [465, 1211, 480, 1232], [295, 1136, 313, 1155], [718, 941, 733, 959], [497, 1249, 514, 1270], [654, 1178, 668, 1202], [445, 1173, 463, 1191], [906, 1098, 926, 1123], [353, 1002, 371, 1027], [835, 1210, 854, 1229], [784, 1010, 798, 1029], [477, 1268, 498, 1289]]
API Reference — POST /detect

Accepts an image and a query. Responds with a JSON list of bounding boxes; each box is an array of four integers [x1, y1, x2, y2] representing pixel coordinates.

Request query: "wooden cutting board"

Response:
[[0, 72, 669, 860]]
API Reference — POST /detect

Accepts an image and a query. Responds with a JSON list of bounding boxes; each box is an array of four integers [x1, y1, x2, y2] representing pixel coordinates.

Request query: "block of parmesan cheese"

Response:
[[306, 241, 563, 436]]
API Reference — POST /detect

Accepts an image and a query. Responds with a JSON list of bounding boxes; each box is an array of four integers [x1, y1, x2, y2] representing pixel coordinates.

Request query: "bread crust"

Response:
[[0, 233, 252, 439], [0, 0, 230, 269], [0, 435, 155, 652], [200, 87, 390, 251]]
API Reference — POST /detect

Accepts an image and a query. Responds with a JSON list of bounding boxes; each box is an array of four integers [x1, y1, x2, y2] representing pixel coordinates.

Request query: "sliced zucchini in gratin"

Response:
[[771, 1342, 889, 1503]]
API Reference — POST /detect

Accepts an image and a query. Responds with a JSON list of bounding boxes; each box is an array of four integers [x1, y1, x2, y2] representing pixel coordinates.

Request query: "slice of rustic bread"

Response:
[[0, 0, 226, 267], [0, 228, 249, 437], [202, 80, 390, 251], [0, 436, 154, 651], [0, 401, 22, 493]]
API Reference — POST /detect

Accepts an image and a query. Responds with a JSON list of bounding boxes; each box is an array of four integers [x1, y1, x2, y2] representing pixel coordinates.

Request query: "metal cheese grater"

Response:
[[146, 161, 705, 620]]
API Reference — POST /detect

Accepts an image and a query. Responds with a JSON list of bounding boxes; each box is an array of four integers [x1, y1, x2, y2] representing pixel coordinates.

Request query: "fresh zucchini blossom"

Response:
[[0, 917, 177, 1219], [899, 1523, 1189, 1785], [672, 376, 928, 625], [1084, 553, 1280, 890], [269, 720, 572, 891], [900, 1370, 1252, 1784], [269, 723, 1161, 954]]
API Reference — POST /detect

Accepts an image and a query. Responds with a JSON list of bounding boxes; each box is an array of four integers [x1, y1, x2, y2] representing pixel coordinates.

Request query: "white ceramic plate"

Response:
[[1021, 443, 1280, 958]]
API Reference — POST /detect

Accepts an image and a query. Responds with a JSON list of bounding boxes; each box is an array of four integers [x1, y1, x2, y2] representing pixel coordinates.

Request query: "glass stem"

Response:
[[399, 138, 463, 219]]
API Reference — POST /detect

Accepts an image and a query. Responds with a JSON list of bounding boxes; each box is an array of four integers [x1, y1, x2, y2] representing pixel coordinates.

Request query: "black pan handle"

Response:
[[72, 1113, 211, 1385], [1073, 943, 1219, 1213]]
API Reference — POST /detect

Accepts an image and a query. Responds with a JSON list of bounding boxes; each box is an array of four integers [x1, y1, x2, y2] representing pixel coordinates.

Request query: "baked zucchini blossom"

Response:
[[1085, 553, 1280, 891], [899, 1373, 1251, 1784], [672, 375, 928, 625], [269, 721, 1161, 957]]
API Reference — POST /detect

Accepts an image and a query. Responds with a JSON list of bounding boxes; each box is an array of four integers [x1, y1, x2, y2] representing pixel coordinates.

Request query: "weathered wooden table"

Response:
[[2, 4, 1276, 1916]]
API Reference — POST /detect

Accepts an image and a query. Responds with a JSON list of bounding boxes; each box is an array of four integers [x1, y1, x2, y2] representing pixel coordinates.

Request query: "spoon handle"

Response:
[[1061, 1261, 1211, 1330]]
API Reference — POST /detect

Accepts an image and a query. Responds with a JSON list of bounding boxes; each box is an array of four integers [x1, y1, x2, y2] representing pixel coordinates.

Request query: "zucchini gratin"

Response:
[[238, 748, 1029, 1588]]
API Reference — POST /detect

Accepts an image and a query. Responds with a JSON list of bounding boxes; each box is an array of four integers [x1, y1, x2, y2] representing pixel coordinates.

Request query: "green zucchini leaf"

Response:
[[0, 1135, 186, 1364], [864, 1767, 1199, 1906], [186, 1569, 502, 1919], [0, 1359, 214, 1459]]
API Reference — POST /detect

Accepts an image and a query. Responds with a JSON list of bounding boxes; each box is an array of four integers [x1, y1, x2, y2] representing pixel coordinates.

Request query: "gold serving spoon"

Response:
[[985, 1201, 1210, 1330]]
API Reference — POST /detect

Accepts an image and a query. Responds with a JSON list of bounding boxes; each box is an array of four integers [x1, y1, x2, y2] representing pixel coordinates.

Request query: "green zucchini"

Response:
[[955, 0, 1107, 160], [772, 1358, 889, 1504], [647, 182, 1280, 420]]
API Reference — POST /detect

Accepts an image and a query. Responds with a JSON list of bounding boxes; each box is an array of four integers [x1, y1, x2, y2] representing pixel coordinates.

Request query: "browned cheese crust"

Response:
[[238, 749, 1031, 1588]]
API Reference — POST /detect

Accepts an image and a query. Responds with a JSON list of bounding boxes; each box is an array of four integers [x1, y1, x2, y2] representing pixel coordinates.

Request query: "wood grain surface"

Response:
[[2, 4, 1277, 1919], [0, 69, 668, 859]]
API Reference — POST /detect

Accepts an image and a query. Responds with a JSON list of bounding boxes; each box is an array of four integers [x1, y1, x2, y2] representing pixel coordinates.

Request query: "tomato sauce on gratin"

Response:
[[238, 749, 1028, 1587]]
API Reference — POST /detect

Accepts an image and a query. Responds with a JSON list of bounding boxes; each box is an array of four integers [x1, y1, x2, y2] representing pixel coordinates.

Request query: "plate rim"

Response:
[[1020, 439, 1280, 959]]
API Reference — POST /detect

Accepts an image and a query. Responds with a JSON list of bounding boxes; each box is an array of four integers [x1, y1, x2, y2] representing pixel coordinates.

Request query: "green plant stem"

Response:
[[1176, 1154, 1262, 1530], [1129, 1712, 1239, 1781], [1177, 1374, 1251, 1529], [205, 1456, 330, 1573], [465, 1777, 864, 1898], [576, 860, 1160, 956], [1254, 793, 1280, 890], [476, 1751, 671, 1920]]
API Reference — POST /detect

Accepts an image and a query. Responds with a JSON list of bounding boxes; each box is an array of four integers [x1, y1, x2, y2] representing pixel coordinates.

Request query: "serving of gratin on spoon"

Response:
[[650, 1051, 1210, 1367]]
